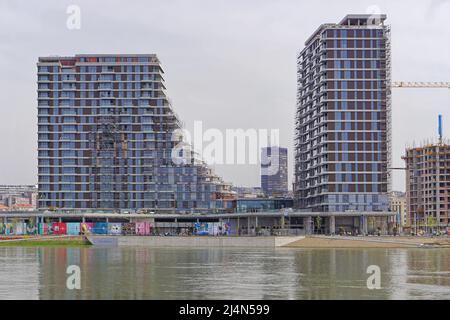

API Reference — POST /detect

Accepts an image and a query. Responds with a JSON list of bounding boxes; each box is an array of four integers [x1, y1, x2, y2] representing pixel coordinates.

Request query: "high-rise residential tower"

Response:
[[37, 54, 234, 213], [261, 146, 288, 197], [294, 15, 391, 213]]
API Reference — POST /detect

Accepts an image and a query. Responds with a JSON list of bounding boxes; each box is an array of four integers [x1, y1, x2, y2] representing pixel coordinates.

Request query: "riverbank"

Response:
[[88, 235, 450, 248], [113, 235, 305, 248], [0, 235, 304, 248], [0, 235, 91, 247], [286, 235, 450, 248], [1, 234, 449, 248]]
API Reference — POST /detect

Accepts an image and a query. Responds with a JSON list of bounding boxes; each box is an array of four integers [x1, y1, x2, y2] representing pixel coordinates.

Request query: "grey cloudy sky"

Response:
[[0, 0, 449, 191]]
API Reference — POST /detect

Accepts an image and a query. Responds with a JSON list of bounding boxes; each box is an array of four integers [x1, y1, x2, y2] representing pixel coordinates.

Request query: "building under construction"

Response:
[[403, 140, 450, 233], [37, 54, 235, 213]]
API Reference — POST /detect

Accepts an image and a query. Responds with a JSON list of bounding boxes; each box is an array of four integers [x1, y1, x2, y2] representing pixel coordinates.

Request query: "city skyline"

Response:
[[1, 0, 450, 191], [1, 0, 450, 305]]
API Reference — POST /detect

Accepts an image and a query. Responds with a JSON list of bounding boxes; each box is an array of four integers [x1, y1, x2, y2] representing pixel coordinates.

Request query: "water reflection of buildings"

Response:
[[0, 247, 39, 299], [405, 250, 450, 289], [34, 248, 390, 299], [291, 249, 395, 299], [38, 246, 186, 299], [388, 249, 409, 299], [31, 247, 450, 300], [38, 247, 85, 299]]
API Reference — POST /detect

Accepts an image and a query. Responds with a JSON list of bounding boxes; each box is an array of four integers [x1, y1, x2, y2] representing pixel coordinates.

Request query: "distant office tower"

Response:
[[403, 142, 450, 232], [261, 146, 288, 197], [294, 15, 391, 212], [37, 54, 234, 213]]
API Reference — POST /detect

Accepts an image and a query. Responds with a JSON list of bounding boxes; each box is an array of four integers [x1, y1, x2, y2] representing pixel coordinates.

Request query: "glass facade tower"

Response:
[[37, 54, 234, 213], [261, 147, 288, 197], [294, 15, 391, 212]]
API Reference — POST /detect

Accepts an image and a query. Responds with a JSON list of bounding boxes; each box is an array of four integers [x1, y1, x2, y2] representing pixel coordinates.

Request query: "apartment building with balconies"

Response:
[[294, 15, 391, 213], [37, 54, 234, 213]]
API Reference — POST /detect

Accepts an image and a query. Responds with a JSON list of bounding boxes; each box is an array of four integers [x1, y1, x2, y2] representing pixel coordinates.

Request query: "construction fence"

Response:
[[0, 221, 232, 237]]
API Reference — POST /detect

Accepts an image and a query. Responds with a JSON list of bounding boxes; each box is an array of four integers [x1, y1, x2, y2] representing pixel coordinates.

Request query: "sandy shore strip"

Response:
[[285, 236, 450, 248]]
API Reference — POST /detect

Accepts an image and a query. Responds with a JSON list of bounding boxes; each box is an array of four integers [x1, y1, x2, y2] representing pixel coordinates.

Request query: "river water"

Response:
[[0, 246, 449, 299]]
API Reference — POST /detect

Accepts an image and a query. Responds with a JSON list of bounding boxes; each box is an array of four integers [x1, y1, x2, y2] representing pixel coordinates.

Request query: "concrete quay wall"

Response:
[[114, 236, 304, 248]]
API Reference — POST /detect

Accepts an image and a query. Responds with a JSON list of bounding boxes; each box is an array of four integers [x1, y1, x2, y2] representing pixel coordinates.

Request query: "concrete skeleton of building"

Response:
[[403, 140, 450, 232], [292, 14, 392, 233], [37, 54, 235, 214], [260, 146, 289, 197]]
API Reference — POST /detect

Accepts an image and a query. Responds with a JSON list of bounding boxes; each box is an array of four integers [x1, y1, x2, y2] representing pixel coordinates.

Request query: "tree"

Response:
[[315, 216, 322, 234], [368, 217, 376, 234], [426, 215, 437, 234]]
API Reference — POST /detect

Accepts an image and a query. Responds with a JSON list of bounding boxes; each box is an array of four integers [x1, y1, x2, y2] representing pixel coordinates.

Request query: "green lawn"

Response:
[[0, 238, 91, 247]]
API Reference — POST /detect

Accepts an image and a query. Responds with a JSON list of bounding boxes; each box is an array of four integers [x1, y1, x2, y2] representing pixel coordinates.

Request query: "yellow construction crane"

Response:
[[388, 81, 449, 171], [392, 82, 450, 89], [392, 81, 449, 142]]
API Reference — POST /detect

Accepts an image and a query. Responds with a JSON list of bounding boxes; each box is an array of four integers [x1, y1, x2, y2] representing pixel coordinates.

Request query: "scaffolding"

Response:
[[92, 106, 126, 209], [383, 25, 392, 193]]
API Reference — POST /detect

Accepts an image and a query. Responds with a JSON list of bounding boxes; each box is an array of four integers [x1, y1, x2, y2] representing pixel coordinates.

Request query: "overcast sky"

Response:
[[0, 0, 449, 191]]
